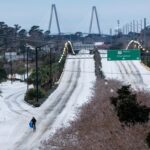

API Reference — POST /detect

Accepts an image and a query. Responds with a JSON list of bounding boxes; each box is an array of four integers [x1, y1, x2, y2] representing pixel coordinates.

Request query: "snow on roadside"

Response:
[[0, 81, 37, 149], [32, 53, 96, 148], [100, 50, 150, 91], [0, 52, 96, 150]]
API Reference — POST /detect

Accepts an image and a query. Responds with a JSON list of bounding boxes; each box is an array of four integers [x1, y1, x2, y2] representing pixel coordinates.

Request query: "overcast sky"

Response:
[[0, 0, 150, 34]]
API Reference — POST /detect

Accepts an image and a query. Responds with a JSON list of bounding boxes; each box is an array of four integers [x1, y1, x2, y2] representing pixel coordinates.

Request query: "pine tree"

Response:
[[111, 85, 150, 125]]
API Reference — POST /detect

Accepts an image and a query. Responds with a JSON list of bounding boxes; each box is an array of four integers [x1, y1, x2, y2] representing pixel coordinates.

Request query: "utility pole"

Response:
[[136, 20, 139, 33], [23, 48, 26, 81], [133, 20, 135, 33], [26, 46, 29, 90], [49, 48, 52, 88], [110, 28, 112, 45], [122, 26, 124, 35], [144, 18, 147, 48], [140, 19, 143, 31], [125, 24, 127, 35], [110, 28, 112, 36], [117, 20, 120, 35], [126, 23, 129, 35], [10, 48, 13, 84], [130, 22, 133, 39], [130, 22, 133, 32], [133, 20, 136, 39], [35, 47, 39, 102]]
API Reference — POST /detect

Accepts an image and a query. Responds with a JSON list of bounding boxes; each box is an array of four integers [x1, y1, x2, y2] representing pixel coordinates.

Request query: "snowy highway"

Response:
[[100, 50, 150, 90], [0, 49, 150, 150], [0, 50, 96, 150]]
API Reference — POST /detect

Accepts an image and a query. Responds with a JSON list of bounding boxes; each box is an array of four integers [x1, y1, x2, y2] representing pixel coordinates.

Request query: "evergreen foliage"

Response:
[[0, 68, 7, 82], [25, 88, 45, 101], [111, 85, 150, 125], [27, 63, 60, 88]]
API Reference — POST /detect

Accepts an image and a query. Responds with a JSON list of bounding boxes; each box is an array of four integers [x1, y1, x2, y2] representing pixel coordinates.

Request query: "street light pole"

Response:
[[49, 48, 52, 88], [144, 18, 147, 49], [35, 47, 39, 102], [23, 48, 26, 81], [10, 48, 13, 84], [26, 46, 29, 90]]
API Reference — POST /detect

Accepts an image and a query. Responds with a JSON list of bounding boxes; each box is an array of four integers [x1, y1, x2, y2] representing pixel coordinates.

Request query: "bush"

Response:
[[94, 49, 105, 79], [27, 63, 61, 88], [0, 68, 7, 82], [10, 61, 27, 75], [111, 85, 150, 125], [16, 66, 26, 75], [25, 88, 46, 101]]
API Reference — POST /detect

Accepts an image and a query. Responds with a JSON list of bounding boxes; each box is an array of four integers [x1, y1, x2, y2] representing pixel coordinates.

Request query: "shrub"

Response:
[[0, 68, 7, 82], [27, 63, 61, 88], [13, 62, 26, 74], [25, 88, 46, 101], [16, 66, 26, 75], [111, 85, 150, 125]]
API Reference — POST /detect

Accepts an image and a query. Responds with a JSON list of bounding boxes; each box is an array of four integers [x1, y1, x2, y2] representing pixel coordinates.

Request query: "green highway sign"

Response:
[[107, 49, 141, 61]]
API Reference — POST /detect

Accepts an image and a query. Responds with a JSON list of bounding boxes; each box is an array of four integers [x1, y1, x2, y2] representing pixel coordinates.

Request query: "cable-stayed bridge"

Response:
[[48, 4, 101, 36]]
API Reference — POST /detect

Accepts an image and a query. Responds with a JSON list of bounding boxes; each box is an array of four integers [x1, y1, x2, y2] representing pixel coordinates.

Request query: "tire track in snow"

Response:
[[4, 89, 26, 115], [39, 60, 76, 116], [120, 61, 136, 86], [13, 58, 82, 149], [4, 88, 32, 115], [126, 61, 145, 90], [115, 61, 126, 79], [127, 61, 144, 84], [117, 61, 140, 89]]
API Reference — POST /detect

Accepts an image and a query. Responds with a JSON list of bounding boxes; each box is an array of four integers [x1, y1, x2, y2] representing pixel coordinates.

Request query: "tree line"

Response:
[[0, 21, 52, 50]]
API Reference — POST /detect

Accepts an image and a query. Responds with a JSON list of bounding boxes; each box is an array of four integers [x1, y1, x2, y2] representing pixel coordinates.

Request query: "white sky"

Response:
[[0, 0, 150, 34]]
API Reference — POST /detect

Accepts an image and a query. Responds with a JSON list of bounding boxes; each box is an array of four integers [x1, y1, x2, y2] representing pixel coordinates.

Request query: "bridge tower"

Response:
[[89, 6, 101, 35], [48, 4, 61, 34]]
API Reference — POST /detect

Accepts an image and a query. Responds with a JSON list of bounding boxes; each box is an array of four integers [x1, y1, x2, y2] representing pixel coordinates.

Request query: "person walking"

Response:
[[30, 117, 37, 131]]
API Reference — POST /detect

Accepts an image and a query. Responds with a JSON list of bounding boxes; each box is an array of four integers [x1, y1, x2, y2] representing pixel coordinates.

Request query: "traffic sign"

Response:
[[107, 49, 141, 61]]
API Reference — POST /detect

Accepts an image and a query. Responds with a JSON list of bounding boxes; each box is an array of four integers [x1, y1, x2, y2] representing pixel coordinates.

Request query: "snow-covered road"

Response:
[[100, 50, 150, 90], [0, 50, 96, 150], [1, 49, 149, 150]]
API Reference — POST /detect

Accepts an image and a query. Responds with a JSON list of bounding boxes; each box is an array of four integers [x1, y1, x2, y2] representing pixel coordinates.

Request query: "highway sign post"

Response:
[[107, 49, 141, 61]]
